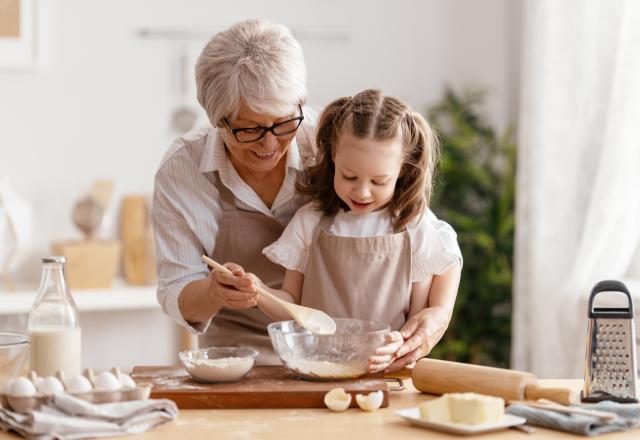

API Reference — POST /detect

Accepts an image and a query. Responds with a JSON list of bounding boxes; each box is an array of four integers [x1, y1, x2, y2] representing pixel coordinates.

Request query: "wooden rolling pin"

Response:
[[411, 359, 577, 405]]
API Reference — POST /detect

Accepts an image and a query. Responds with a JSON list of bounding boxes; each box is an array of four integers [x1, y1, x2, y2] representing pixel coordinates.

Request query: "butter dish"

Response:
[[395, 407, 526, 436]]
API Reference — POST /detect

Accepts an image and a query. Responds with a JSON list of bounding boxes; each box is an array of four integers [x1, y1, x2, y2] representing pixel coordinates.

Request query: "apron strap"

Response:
[[213, 171, 237, 213], [318, 210, 406, 234], [318, 214, 334, 232]]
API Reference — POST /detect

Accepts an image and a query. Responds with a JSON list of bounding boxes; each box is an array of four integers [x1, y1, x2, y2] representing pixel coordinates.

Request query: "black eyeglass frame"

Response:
[[224, 105, 304, 143]]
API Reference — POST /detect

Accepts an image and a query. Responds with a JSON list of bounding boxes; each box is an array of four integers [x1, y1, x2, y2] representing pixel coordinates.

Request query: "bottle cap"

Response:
[[42, 256, 66, 264]]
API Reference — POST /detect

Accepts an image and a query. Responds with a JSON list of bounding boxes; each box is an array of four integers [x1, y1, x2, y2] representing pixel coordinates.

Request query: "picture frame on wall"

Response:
[[0, 0, 34, 68]]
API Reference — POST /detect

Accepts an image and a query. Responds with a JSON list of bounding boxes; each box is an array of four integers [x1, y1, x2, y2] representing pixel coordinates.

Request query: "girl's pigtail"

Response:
[[410, 111, 439, 204], [297, 97, 352, 215], [392, 111, 440, 231]]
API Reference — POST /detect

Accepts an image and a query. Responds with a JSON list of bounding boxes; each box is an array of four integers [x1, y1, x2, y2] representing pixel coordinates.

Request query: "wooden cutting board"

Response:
[[131, 365, 389, 409]]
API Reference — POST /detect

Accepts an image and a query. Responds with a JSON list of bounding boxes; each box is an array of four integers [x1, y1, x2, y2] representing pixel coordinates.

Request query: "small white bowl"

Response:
[[178, 347, 258, 383]]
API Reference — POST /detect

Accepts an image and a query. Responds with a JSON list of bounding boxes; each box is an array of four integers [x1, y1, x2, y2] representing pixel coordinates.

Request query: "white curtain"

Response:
[[513, 0, 640, 378]]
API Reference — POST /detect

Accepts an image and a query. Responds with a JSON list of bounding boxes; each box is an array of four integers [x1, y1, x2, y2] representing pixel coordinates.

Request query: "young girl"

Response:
[[256, 89, 462, 372]]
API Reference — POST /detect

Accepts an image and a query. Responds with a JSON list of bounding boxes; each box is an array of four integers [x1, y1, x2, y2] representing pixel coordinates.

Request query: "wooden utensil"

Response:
[[121, 195, 156, 285], [131, 365, 388, 409], [412, 359, 577, 405], [201, 255, 336, 335]]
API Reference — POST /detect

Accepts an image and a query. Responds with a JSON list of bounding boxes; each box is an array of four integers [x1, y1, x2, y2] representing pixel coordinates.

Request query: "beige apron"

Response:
[[198, 129, 316, 364], [198, 126, 316, 365], [199, 176, 285, 365], [300, 215, 413, 331]]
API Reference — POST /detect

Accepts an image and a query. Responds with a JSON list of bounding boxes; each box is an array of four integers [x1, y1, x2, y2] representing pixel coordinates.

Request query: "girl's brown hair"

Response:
[[298, 89, 440, 231]]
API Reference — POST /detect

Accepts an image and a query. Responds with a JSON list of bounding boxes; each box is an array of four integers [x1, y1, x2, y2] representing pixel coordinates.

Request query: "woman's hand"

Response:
[[207, 262, 259, 309], [383, 306, 451, 373], [367, 331, 404, 373]]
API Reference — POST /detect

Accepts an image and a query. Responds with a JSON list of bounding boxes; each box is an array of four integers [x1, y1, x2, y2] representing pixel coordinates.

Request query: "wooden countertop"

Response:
[[3, 379, 637, 439]]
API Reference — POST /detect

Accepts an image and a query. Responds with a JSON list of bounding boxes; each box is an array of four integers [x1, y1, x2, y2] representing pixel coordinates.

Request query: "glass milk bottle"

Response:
[[27, 256, 82, 377]]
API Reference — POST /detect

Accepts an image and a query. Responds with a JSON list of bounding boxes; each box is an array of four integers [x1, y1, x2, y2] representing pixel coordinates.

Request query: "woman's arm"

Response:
[[178, 262, 259, 325], [384, 262, 462, 372], [368, 276, 433, 372]]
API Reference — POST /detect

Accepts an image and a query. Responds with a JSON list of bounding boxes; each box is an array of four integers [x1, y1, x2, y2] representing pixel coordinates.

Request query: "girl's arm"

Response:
[[248, 269, 306, 321], [408, 276, 433, 318], [384, 262, 461, 372]]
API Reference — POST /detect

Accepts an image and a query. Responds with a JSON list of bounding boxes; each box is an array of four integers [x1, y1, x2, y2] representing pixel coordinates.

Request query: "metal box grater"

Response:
[[582, 280, 638, 403]]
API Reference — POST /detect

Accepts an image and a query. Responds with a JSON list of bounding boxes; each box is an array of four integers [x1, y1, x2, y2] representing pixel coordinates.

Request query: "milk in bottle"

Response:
[[27, 256, 82, 377]]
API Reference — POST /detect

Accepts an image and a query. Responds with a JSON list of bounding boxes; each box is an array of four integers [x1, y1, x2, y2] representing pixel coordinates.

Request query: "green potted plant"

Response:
[[428, 87, 516, 367]]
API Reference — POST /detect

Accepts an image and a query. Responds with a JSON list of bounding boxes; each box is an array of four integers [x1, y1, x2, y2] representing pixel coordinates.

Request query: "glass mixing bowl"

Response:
[[268, 318, 390, 381], [0, 332, 30, 385], [178, 347, 258, 383]]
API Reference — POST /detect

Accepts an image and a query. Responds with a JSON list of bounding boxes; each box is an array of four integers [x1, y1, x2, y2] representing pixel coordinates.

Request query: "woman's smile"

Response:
[[251, 149, 277, 160]]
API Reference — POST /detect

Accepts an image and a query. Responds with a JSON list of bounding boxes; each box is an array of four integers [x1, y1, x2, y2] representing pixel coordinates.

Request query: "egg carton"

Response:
[[0, 367, 151, 413]]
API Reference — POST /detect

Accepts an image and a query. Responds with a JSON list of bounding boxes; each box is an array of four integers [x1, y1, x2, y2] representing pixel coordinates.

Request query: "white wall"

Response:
[[3, 309, 182, 372], [1, 0, 521, 283], [0, 0, 521, 368]]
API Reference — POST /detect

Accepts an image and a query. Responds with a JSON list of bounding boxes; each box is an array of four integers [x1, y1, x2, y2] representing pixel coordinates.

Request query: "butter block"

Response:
[[448, 393, 504, 424], [419, 395, 451, 422], [419, 393, 505, 425]]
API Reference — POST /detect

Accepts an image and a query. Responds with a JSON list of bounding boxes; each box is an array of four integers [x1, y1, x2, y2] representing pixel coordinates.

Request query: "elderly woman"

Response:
[[152, 19, 315, 365], [152, 19, 460, 369]]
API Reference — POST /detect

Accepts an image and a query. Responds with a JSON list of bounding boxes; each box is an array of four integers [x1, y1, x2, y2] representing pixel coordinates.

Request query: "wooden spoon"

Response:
[[201, 255, 337, 335]]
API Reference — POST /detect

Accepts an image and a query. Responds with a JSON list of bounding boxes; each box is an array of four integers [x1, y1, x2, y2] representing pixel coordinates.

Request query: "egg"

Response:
[[66, 375, 93, 394], [355, 390, 384, 411], [93, 371, 121, 391], [119, 374, 136, 389], [10, 377, 37, 397], [1, 379, 14, 395], [324, 387, 352, 411], [37, 376, 64, 395]]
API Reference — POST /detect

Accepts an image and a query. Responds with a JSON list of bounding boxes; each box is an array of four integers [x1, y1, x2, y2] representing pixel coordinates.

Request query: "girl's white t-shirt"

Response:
[[262, 202, 463, 282]]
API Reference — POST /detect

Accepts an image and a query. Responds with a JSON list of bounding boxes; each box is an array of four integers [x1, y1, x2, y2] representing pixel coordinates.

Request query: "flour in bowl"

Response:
[[287, 359, 366, 380], [185, 356, 254, 382]]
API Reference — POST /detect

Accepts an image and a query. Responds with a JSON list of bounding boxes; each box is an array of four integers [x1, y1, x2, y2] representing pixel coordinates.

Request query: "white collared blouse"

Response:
[[263, 202, 463, 283], [151, 107, 319, 333]]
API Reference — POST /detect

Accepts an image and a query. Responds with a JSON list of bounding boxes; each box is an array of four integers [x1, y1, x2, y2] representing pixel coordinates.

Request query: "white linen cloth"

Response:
[[0, 394, 178, 440], [506, 401, 640, 436]]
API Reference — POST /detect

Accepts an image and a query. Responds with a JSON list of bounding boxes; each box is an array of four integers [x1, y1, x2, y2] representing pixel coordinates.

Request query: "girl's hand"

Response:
[[384, 306, 450, 373], [367, 331, 404, 373], [207, 262, 259, 309]]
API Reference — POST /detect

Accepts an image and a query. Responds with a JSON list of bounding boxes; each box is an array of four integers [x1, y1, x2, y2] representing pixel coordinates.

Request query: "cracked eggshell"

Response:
[[324, 387, 352, 411], [355, 390, 384, 411]]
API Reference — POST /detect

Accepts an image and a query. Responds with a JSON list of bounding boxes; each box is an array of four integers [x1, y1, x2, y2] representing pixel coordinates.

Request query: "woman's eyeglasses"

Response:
[[224, 105, 304, 143]]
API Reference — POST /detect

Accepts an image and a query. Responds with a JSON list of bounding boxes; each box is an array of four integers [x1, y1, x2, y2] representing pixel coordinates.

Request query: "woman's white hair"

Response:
[[196, 19, 307, 126]]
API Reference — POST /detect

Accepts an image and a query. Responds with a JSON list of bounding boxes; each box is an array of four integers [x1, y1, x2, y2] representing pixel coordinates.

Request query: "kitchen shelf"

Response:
[[0, 282, 159, 315]]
